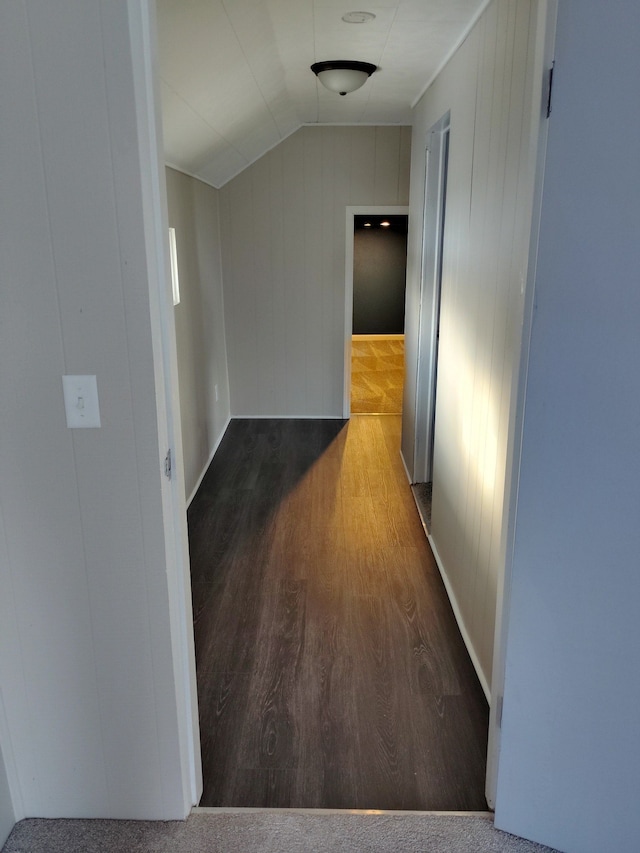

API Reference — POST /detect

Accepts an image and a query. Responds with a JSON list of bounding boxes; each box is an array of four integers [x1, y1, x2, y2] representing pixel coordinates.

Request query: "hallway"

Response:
[[187, 415, 488, 809]]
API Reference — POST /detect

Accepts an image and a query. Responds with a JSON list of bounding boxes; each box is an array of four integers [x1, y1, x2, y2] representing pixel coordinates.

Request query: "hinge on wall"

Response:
[[164, 448, 172, 480], [496, 695, 504, 729], [546, 61, 555, 118]]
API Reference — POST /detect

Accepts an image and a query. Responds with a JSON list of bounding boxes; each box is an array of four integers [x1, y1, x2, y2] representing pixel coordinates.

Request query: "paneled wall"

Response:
[[0, 0, 190, 819], [402, 0, 548, 691], [219, 125, 411, 416], [166, 168, 230, 500]]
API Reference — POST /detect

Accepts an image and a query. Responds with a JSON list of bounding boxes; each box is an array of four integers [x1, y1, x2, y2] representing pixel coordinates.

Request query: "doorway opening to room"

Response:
[[351, 214, 408, 415], [344, 207, 409, 417]]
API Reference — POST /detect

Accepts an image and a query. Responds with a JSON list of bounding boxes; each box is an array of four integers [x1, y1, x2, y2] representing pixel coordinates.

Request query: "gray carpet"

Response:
[[2, 811, 559, 852], [411, 481, 433, 531]]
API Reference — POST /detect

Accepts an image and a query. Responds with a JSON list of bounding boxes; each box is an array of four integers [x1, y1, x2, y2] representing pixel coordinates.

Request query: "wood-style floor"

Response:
[[188, 416, 488, 810], [351, 337, 404, 414]]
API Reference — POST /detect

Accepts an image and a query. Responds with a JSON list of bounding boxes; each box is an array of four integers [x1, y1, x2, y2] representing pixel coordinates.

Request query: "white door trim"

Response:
[[485, 0, 558, 810], [127, 0, 202, 811], [413, 115, 450, 485], [343, 206, 410, 418]]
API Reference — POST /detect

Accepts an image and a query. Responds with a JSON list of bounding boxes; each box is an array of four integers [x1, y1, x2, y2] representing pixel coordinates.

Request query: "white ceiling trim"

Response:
[[411, 0, 494, 108], [301, 121, 411, 127]]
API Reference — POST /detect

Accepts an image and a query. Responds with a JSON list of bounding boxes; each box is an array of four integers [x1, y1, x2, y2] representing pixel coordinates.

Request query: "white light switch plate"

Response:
[[62, 375, 101, 428]]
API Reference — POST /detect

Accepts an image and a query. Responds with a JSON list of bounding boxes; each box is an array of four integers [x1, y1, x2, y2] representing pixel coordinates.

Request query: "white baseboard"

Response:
[[352, 333, 404, 341], [187, 416, 231, 506], [401, 448, 489, 701], [399, 449, 413, 485], [427, 536, 491, 704], [231, 414, 346, 420]]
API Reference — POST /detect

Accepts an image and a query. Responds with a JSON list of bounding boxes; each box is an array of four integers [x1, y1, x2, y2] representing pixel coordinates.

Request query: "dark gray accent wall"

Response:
[[353, 215, 407, 334]]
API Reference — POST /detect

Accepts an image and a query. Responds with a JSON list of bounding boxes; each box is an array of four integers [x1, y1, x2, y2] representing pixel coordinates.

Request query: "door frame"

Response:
[[128, 0, 202, 810], [413, 113, 450, 485], [135, 0, 557, 829], [343, 206, 410, 418], [485, 0, 558, 810]]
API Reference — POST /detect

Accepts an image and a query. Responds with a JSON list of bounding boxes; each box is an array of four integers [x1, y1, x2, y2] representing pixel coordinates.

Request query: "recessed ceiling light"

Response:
[[342, 11, 376, 24], [381, 221, 390, 227], [364, 222, 372, 227]]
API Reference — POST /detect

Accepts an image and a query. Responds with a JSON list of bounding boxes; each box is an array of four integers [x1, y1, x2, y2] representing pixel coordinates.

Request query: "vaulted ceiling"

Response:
[[156, 0, 487, 188]]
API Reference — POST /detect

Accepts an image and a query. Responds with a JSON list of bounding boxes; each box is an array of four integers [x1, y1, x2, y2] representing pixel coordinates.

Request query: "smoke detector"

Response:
[[341, 11, 376, 24]]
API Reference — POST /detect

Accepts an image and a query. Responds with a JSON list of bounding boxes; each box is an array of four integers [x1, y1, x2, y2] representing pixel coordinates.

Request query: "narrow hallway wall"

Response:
[[403, 0, 549, 691], [166, 168, 230, 501]]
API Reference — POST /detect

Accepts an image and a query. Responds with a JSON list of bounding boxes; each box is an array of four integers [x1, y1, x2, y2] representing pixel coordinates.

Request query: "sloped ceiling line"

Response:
[[157, 0, 487, 188]]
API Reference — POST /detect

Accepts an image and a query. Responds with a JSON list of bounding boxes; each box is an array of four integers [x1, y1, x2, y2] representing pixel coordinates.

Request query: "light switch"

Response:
[[62, 375, 101, 428]]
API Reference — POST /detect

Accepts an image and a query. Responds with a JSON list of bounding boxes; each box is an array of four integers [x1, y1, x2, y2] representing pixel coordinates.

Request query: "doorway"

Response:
[[412, 114, 450, 532], [344, 206, 409, 417], [350, 213, 408, 415]]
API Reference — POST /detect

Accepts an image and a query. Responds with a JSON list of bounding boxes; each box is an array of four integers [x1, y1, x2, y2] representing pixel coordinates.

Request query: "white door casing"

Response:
[[413, 114, 450, 486], [344, 206, 410, 419], [128, 0, 202, 810], [485, 0, 558, 812]]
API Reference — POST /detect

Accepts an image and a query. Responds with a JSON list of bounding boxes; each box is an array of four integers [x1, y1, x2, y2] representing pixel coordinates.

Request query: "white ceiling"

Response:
[[156, 0, 487, 188]]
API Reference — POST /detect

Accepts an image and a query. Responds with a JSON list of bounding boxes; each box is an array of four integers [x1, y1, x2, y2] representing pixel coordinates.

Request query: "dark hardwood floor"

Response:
[[187, 416, 489, 810]]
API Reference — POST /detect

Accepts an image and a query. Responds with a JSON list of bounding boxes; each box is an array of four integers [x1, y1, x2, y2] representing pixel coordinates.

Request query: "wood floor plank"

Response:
[[292, 590, 358, 809], [348, 592, 419, 810], [236, 579, 306, 772], [188, 415, 488, 809], [198, 670, 252, 805]]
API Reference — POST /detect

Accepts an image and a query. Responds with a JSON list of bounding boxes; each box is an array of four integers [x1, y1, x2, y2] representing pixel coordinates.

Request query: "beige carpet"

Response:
[[351, 336, 404, 414], [2, 812, 560, 852]]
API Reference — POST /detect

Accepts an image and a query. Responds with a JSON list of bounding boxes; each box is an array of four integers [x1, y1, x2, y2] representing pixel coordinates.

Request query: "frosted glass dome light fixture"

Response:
[[310, 60, 377, 96]]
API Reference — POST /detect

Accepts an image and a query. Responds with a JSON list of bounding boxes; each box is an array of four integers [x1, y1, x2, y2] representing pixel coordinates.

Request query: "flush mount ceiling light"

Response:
[[310, 60, 377, 96]]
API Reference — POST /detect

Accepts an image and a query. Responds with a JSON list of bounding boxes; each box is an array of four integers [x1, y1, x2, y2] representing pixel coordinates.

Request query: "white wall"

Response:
[[166, 168, 230, 500], [219, 125, 411, 417], [0, 0, 190, 819], [402, 0, 549, 691], [495, 3, 640, 851]]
